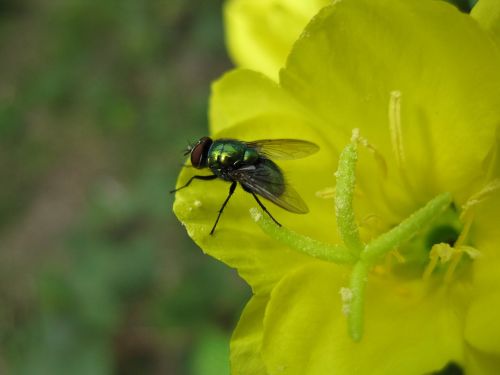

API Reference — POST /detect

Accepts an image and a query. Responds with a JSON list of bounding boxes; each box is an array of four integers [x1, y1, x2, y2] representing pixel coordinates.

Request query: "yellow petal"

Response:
[[209, 69, 309, 135], [261, 263, 463, 375], [471, 0, 500, 49], [465, 347, 500, 375], [224, 0, 329, 79], [470, 185, 500, 288], [230, 295, 268, 375], [465, 185, 500, 356], [281, 0, 500, 207], [465, 293, 500, 355]]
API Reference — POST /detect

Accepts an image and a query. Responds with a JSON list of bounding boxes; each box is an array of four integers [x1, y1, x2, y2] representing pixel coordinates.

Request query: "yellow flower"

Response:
[[173, 0, 500, 373], [472, 0, 500, 48], [224, 0, 329, 80]]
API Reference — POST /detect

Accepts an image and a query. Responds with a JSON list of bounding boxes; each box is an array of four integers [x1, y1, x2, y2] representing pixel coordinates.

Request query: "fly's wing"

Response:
[[245, 139, 319, 160], [230, 162, 309, 214]]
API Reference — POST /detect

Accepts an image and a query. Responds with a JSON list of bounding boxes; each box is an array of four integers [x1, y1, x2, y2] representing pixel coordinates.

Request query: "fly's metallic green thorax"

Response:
[[208, 139, 259, 180], [172, 136, 319, 235]]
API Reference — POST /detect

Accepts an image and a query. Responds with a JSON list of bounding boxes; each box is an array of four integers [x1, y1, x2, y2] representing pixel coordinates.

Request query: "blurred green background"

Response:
[[0, 0, 479, 374], [0, 1, 249, 374]]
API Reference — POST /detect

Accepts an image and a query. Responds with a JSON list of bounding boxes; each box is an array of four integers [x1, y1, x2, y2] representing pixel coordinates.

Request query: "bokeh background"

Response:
[[0, 0, 479, 374], [0, 1, 249, 374]]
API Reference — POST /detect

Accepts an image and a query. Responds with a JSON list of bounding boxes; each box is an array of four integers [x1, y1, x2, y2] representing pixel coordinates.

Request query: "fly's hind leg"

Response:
[[250, 192, 282, 227]]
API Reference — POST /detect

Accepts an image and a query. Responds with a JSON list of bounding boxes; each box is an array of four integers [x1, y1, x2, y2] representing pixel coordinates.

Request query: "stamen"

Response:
[[315, 186, 336, 199], [460, 178, 500, 220], [422, 247, 440, 281], [390, 249, 405, 263], [444, 252, 464, 283], [443, 212, 473, 283], [444, 209, 476, 283], [423, 244, 454, 281], [484, 142, 498, 181], [461, 246, 481, 259], [443, 244, 482, 283], [455, 212, 474, 248], [352, 128, 388, 178], [423, 209, 480, 282], [379, 250, 405, 277], [435, 243, 455, 263], [388, 90, 406, 169], [359, 213, 383, 241], [438, 180, 498, 282]]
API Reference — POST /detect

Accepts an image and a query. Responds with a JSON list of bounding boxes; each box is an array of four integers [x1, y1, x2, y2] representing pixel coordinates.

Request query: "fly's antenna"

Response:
[[183, 139, 196, 156], [178, 139, 196, 169]]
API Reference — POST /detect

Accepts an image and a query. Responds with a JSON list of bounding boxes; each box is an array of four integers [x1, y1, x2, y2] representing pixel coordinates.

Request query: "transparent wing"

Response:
[[230, 162, 309, 214], [245, 139, 319, 160]]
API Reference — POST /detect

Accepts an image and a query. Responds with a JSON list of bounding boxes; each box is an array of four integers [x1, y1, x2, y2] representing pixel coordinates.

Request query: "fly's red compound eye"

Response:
[[190, 137, 212, 168]]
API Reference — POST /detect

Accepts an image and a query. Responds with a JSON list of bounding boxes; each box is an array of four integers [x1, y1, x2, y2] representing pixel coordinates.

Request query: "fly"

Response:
[[171, 137, 319, 235]]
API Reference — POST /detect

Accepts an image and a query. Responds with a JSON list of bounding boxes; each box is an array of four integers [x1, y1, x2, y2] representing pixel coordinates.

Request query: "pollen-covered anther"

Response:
[[315, 186, 336, 199], [374, 250, 405, 276], [388, 90, 406, 170], [390, 249, 405, 263], [339, 287, 353, 316], [249, 207, 263, 222], [351, 128, 388, 178], [423, 242, 482, 282], [460, 178, 500, 220], [350, 128, 361, 142], [359, 214, 383, 240], [422, 243, 456, 280], [461, 246, 481, 260], [434, 243, 455, 264]]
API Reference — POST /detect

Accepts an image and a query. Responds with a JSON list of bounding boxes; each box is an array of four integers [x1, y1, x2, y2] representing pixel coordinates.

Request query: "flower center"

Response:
[[251, 132, 455, 340], [432, 362, 464, 375], [250, 128, 497, 341], [387, 204, 469, 282], [425, 224, 460, 249]]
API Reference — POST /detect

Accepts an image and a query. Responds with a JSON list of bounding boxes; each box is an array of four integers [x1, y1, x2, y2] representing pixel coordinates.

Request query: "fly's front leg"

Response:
[[210, 181, 237, 235], [170, 175, 217, 194]]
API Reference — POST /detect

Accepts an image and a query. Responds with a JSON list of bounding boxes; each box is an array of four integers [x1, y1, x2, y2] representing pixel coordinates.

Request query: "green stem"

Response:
[[335, 143, 364, 255], [361, 192, 452, 263], [250, 208, 356, 264]]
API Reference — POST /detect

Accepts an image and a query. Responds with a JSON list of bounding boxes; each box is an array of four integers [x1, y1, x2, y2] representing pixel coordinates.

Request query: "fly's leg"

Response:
[[210, 181, 237, 235], [170, 175, 217, 193], [250, 192, 282, 227]]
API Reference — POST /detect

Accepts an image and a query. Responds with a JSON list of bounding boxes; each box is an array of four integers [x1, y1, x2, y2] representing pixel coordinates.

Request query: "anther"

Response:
[[460, 178, 500, 220], [388, 90, 405, 169], [351, 128, 388, 178]]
